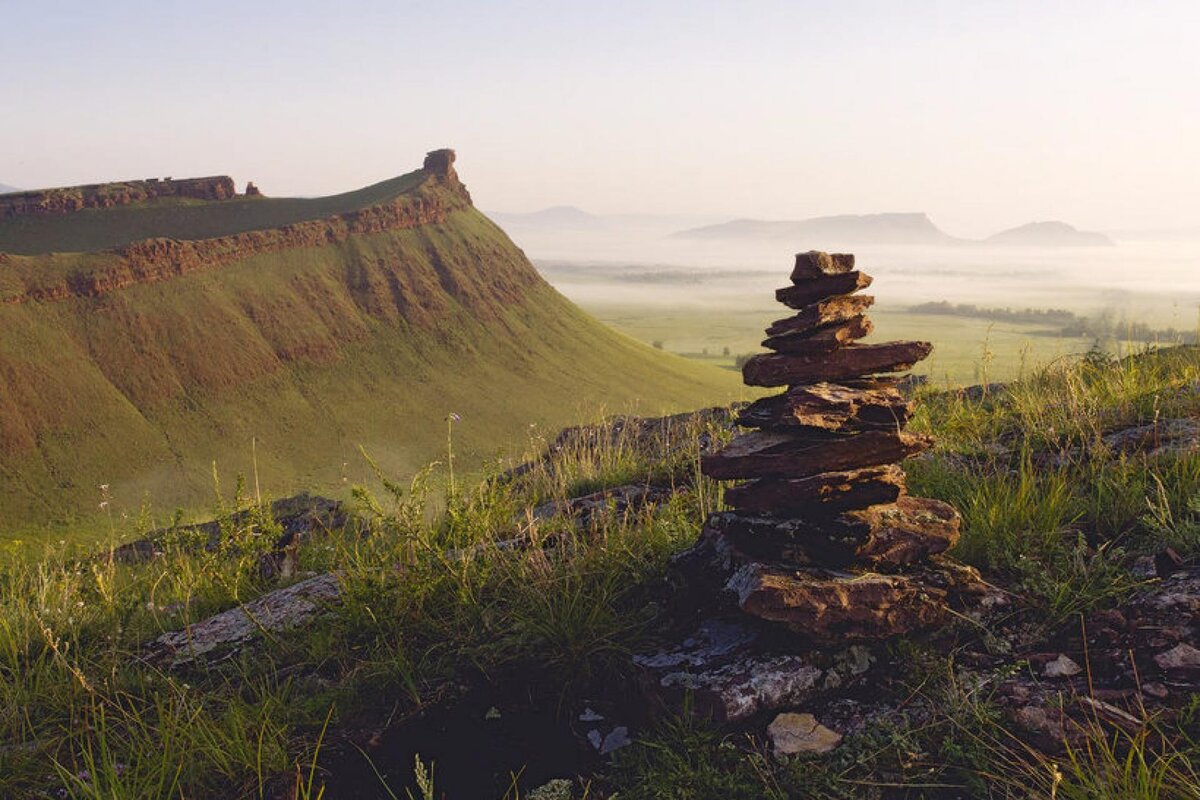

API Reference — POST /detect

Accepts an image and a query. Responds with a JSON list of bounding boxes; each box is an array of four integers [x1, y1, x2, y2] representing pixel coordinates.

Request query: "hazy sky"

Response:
[[2, 1, 1197, 236]]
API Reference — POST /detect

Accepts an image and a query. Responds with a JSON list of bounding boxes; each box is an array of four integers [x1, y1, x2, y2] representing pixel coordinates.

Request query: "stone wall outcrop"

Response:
[[2, 164, 476, 307], [0, 176, 241, 218]]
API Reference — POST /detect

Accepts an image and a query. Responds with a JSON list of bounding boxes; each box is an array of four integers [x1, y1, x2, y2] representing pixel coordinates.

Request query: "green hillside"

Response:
[[0, 152, 746, 535]]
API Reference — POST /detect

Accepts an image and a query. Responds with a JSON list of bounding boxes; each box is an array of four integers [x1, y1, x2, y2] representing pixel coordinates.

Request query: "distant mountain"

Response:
[[0, 183, 21, 194], [490, 205, 607, 230], [984, 221, 1114, 247], [673, 212, 958, 245]]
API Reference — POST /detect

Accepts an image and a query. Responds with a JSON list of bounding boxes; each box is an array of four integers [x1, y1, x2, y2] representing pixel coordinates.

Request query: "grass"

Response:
[[3, 345, 1200, 797], [572, 300, 1118, 386]]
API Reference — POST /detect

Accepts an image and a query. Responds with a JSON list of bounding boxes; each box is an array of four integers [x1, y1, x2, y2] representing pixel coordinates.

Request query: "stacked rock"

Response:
[[696, 251, 972, 643]]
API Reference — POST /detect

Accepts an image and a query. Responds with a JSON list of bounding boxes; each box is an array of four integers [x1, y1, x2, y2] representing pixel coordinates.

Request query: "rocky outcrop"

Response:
[[0, 176, 239, 218], [1, 165, 476, 307]]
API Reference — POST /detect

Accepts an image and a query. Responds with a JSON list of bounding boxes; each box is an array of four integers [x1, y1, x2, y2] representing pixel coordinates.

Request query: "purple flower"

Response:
[[448, 413, 462, 422]]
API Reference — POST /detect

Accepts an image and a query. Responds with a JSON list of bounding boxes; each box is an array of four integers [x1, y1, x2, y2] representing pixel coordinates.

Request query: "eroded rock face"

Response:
[[0, 176, 240, 218]]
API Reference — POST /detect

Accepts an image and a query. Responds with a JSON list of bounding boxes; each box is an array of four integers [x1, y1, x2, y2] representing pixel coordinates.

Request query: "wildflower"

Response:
[[447, 412, 462, 422], [99, 501, 109, 510]]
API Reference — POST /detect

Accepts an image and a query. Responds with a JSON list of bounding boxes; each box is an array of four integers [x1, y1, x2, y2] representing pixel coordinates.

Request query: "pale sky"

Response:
[[2, 0, 1197, 236]]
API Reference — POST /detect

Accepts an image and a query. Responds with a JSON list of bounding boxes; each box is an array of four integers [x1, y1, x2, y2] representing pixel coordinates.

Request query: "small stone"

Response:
[[579, 707, 604, 722], [767, 712, 843, 756], [528, 778, 574, 800], [587, 729, 603, 750], [1013, 705, 1065, 740], [1131, 556, 1158, 579], [1155, 547, 1186, 577], [1142, 682, 1169, 699], [600, 726, 632, 755], [1154, 642, 1200, 671], [1043, 654, 1082, 679]]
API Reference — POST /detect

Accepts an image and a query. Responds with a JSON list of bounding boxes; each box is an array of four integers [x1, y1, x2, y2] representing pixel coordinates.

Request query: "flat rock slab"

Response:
[[762, 316, 874, 355], [776, 272, 872, 309], [722, 466, 905, 516], [767, 712, 843, 756], [737, 381, 911, 432], [727, 562, 949, 641], [709, 496, 960, 568], [743, 342, 933, 387], [141, 572, 343, 667], [632, 618, 874, 722], [790, 251, 856, 282], [702, 429, 932, 480], [765, 295, 875, 338]]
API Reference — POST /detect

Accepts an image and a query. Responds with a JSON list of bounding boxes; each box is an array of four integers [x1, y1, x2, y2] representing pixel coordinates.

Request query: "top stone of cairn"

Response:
[[790, 251, 856, 282]]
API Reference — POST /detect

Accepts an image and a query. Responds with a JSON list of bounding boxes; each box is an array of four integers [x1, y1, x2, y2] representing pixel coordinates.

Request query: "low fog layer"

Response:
[[505, 219, 1200, 328]]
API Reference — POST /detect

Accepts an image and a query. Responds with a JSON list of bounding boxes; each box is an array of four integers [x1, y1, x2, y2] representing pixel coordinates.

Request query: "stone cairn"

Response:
[[635, 251, 989, 723], [700, 249, 974, 643]]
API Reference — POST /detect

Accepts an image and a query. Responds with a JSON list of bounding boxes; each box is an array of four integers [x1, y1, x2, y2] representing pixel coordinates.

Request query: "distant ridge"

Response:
[[673, 213, 1113, 247], [984, 220, 1114, 247], [674, 212, 958, 245], [0, 183, 20, 194]]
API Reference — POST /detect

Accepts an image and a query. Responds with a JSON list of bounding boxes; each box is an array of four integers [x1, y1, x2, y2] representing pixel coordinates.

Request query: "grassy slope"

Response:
[[3, 349, 1200, 798], [0, 191, 745, 536]]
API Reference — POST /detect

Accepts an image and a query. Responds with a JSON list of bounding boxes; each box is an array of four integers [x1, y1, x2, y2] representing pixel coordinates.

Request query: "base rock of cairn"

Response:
[[635, 251, 991, 721]]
